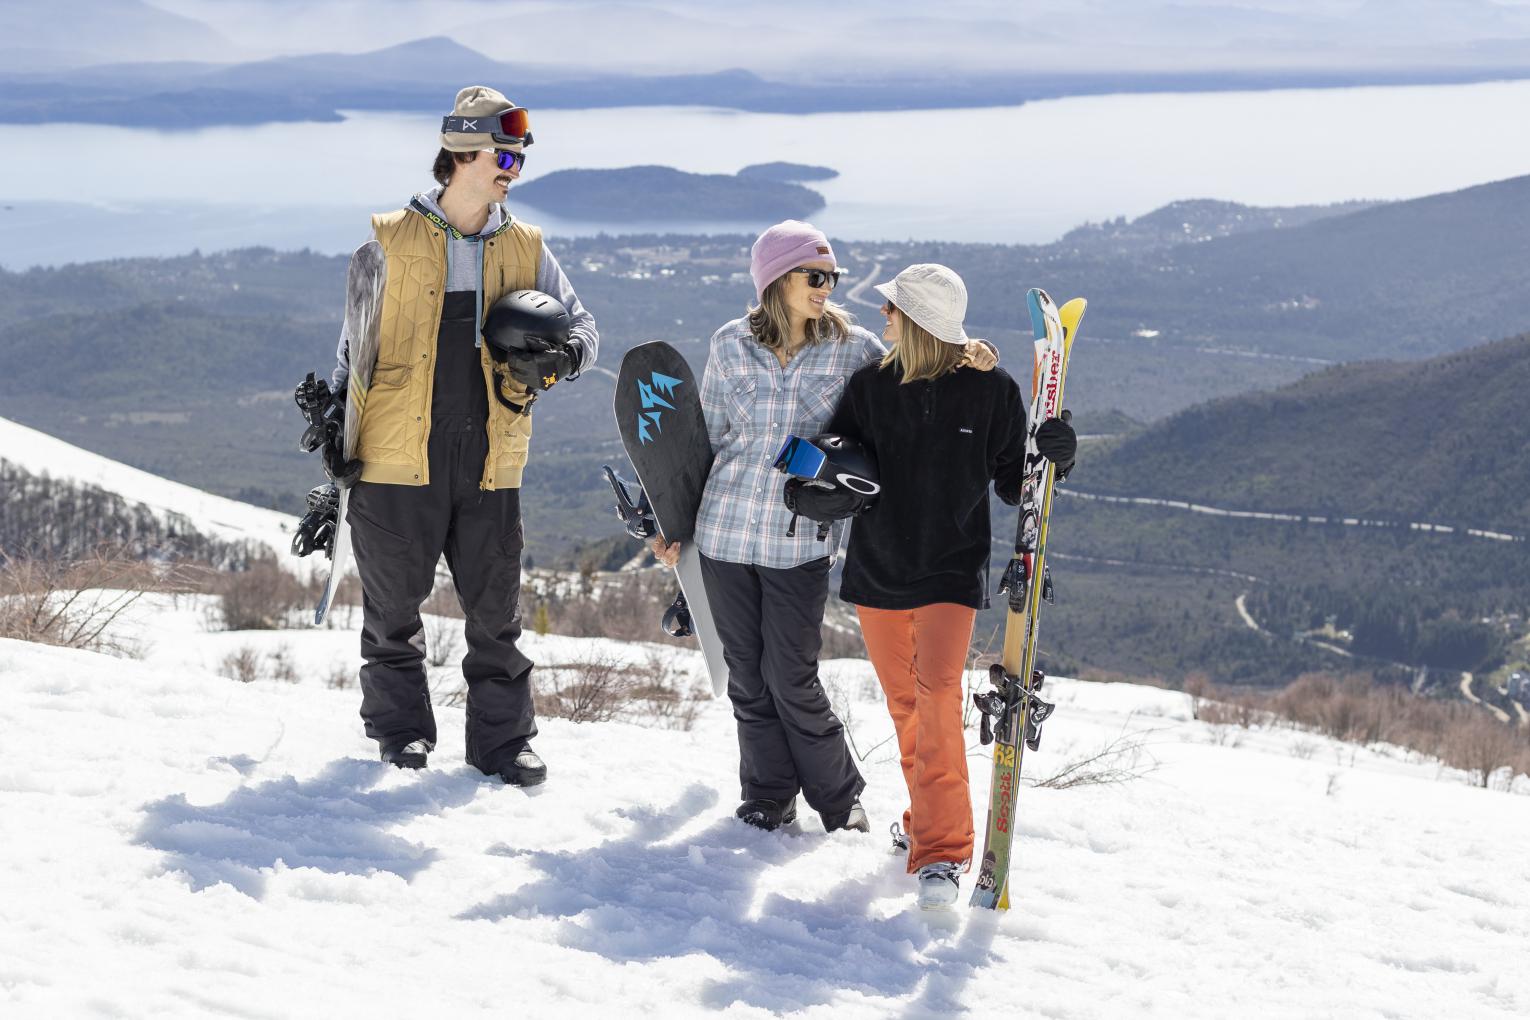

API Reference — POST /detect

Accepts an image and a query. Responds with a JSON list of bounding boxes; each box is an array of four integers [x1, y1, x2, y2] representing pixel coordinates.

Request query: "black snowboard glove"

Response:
[[506, 339, 580, 391], [317, 389, 362, 489], [1035, 412, 1077, 480], [783, 478, 872, 523], [322, 438, 363, 490]]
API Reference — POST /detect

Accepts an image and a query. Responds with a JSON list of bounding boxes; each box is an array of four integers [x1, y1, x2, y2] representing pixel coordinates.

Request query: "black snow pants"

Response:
[[699, 553, 864, 820], [348, 290, 535, 775]]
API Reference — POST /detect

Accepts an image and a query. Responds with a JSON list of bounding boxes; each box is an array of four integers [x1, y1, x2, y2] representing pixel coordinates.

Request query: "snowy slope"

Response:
[[0, 415, 297, 559], [2, 602, 1528, 1019]]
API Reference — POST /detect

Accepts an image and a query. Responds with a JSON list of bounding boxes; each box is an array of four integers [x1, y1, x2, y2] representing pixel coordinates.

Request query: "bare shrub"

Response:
[[1252, 671, 1530, 791], [1442, 716, 1529, 789], [0, 547, 197, 654], [824, 670, 896, 764], [266, 645, 298, 683], [216, 557, 307, 631], [533, 649, 707, 729], [535, 651, 638, 723], [1032, 722, 1161, 789], [423, 585, 463, 668], [1199, 697, 1258, 729], [626, 651, 707, 732], [221, 646, 261, 683], [324, 662, 353, 689], [1290, 738, 1318, 760], [1205, 722, 1244, 748]]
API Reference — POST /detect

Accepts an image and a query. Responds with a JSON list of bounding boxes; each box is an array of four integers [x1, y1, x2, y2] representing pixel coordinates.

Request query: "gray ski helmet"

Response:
[[482, 289, 574, 393]]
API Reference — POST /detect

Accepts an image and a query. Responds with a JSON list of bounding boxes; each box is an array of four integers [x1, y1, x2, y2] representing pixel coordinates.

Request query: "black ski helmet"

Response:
[[805, 434, 880, 498], [777, 433, 880, 536], [482, 289, 574, 392]]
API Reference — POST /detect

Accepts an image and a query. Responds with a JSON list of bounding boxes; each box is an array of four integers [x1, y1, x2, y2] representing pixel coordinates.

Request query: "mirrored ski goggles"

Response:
[[772, 435, 828, 479], [490, 148, 527, 172], [788, 267, 843, 291], [442, 106, 533, 145]]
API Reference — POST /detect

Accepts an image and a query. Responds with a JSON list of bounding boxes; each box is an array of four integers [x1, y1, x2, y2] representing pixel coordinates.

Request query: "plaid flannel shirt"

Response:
[[695, 316, 886, 569]]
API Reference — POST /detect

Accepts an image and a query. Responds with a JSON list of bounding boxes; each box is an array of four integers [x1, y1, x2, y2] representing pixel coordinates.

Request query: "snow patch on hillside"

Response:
[[0, 414, 297, 559]]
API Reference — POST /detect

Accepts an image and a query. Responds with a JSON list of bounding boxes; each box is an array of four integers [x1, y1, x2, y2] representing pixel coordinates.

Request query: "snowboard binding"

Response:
[[294, 372, 345, 455], [603, 465, 657, 540], [662, 590, 694, 638], [292, 483, 339, 559], [973, 666, 1056, 752], [604, 465, 694, 640]]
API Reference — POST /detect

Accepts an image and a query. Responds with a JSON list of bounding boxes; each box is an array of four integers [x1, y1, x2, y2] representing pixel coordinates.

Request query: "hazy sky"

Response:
[[18, 0, 1530, 75]]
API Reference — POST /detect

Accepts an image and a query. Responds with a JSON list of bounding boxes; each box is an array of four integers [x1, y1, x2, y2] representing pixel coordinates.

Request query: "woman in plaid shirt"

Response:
[[654, 222, 995, 835]]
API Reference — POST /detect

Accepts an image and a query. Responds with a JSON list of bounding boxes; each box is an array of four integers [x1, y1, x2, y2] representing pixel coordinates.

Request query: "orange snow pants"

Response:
[[855, 603, 977, 872]]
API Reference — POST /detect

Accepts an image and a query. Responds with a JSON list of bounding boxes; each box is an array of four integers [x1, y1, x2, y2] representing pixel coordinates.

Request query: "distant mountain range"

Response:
[[5, 34, 1530, 128]]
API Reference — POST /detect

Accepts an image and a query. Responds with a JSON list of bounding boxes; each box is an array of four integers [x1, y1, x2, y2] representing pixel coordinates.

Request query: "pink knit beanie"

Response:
[[749, 220, 836, 301]]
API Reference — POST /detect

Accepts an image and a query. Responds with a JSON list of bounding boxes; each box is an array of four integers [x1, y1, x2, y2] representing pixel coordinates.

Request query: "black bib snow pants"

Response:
[[348, 290, 536, 773]]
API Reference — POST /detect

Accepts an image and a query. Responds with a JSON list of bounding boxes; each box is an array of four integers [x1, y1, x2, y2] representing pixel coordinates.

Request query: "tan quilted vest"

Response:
[[356, 208, 542, 489]]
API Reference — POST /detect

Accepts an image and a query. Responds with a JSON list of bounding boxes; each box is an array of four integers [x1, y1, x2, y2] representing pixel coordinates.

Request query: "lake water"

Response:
[[5, 79, 1530, 267]]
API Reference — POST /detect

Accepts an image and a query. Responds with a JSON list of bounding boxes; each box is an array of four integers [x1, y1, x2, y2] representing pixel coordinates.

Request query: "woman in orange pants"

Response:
[[825, 264, 1076, 907]]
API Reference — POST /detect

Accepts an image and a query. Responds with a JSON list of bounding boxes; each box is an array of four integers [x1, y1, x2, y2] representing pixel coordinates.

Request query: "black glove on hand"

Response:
[[1035, 412, 1077, 480], [783, 478, 869, 523], [322, 437, 363, 489], [509, 340, 580, 391]]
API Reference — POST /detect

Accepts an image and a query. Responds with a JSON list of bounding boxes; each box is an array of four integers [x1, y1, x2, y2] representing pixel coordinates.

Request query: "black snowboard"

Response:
[[614, 343, 713, 541], [613, 341, 727, 695]]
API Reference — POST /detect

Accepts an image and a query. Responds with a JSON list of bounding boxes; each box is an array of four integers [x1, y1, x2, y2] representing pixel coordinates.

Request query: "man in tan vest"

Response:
[[326, 86, 599, 785]]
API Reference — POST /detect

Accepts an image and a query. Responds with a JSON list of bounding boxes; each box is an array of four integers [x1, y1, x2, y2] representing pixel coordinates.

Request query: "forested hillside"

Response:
[[1038, 335, 1530, 687]]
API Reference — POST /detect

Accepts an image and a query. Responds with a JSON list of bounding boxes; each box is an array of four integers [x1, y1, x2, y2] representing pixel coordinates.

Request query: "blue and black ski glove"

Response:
[[1036, 412, 1077, 480]]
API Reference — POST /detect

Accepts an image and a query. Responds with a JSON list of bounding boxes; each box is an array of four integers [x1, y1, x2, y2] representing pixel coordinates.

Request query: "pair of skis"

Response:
[[970, 288, 1085, 911]]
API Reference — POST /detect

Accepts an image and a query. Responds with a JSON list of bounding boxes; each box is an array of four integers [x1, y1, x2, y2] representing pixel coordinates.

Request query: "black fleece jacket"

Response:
[[827, 361, 1029, 611]]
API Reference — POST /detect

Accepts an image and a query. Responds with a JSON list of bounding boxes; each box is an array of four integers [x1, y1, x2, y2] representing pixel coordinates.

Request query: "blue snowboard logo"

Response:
[[635, 371, 683, 444]]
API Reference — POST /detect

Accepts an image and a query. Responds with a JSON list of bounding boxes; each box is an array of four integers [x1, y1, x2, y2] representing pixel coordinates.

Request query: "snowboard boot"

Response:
[[821, 799, 871, 834], [889, 821, 910, 855], [735, 796, 797, 831], [381, 739, 430, 770], [916, 861, 962, 910], [498, 747, 547, 787]]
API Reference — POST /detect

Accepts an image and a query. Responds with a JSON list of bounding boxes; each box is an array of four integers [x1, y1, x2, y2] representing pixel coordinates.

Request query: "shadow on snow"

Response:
[[135, 756, 479, 897], [460, 782, 1001, 1015]]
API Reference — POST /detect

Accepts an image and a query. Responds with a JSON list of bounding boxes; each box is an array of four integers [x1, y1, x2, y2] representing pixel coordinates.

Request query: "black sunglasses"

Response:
[[790, 267, 843, 290]]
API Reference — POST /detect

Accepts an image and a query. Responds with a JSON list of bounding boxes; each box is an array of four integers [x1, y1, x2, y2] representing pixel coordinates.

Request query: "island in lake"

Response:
[[510, 164, 838, 222], [736, 162, 840, 183]]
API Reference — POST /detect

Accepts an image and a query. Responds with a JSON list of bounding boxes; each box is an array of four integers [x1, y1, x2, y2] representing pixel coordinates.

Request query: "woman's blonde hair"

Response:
[[747, 275, 852, 351], [881, 308, 965, 383]]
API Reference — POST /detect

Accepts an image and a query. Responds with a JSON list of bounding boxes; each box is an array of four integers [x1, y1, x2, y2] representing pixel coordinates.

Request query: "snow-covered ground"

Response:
[[0, 415, 298, 559], [3, 597, 1528, 1019]]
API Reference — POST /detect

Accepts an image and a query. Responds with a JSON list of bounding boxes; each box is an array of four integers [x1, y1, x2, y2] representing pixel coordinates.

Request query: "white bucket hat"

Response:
[[873, 263, 971, 345]]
